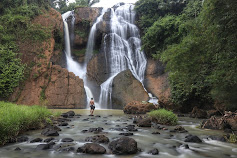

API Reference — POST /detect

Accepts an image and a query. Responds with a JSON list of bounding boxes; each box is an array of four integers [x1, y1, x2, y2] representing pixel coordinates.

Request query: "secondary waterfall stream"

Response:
[[62, 3, 157, 109]]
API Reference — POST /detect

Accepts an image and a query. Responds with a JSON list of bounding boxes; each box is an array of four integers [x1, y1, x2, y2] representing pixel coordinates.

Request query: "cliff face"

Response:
[[71, 7, 102, 61], [9, 8, 86, 108], [144, 59, 173, 110]]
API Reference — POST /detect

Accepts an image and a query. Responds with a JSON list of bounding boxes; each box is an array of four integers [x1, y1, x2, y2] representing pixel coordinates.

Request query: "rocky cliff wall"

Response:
[[9, 8, 86, 108], [144, 59, 174, 110]]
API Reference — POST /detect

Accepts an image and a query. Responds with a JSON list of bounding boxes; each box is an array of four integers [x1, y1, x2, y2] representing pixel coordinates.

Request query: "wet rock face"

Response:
[[108, 137, 138, 155], [124, 101, 157, 114], [111, 70, 149, 109], [144, 59, 173, 110], [77, 143, 106, 154], [87, 52, 110, 85], [45, 65, 87, 109]]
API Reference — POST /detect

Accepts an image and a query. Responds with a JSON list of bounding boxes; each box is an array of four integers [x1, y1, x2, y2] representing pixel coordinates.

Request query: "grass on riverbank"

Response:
[[0, 101, 53, 145], [148, 109, 178, 125]]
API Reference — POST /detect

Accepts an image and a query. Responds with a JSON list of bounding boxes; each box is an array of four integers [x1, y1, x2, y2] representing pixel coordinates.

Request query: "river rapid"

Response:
[[0, 110, 237, 158]]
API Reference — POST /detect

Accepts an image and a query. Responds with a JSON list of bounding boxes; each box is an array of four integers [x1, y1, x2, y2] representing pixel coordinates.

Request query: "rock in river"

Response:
[[77, 143, 106, 154], [108, 137, 138, 155]]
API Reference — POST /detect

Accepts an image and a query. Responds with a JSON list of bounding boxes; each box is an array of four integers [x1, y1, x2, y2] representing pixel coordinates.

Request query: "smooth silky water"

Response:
[[0, 110, 237, 158]]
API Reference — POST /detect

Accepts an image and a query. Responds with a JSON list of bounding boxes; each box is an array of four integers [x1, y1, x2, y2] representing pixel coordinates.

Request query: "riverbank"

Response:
[[0, 101, 56, 146]]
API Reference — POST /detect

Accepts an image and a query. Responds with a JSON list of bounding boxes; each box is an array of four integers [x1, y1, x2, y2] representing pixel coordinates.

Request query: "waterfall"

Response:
[[85, 8, 108, 63], [98, 4, 147, 108], [62, 11, 94, 108]]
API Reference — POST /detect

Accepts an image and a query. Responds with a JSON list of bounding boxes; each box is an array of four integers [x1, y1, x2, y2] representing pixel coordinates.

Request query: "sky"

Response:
[[68, 0, 138, 8]]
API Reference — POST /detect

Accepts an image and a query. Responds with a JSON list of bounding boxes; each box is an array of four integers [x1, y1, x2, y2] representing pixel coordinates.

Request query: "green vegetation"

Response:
[[135, 0, 237, 111], [0, 45, 25, 99], [148, 109, 178, 125], [0, 101, 52, 145], [225, 134, 237, 144], [0, 1, 54, 99]]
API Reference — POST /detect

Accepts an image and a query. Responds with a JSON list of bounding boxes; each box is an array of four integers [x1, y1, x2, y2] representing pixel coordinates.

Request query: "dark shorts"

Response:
[[90, 105, 95, 110]]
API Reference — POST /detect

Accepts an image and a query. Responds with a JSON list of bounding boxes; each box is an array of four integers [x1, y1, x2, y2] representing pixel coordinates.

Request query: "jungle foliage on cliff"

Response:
[[135, 0, 237, 111], [0, 0, 52, 99]]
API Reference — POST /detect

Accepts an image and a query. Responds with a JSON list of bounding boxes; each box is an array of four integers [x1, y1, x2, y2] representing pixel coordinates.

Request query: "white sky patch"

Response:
[[68, 0, 138, 8]]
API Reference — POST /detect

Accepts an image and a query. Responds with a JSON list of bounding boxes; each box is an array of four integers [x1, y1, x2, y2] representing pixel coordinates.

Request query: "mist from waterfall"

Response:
[[98, 4, 147, 108]]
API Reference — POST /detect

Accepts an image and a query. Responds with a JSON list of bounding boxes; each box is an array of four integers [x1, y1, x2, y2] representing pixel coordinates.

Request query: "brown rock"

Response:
[[87, 53, 109, 85], [190, 106, 208, 119], [124, 101, 157, 114], [8, 9, 87, 108], [111, 70, 149, 109], [144, 59, 173, 109]]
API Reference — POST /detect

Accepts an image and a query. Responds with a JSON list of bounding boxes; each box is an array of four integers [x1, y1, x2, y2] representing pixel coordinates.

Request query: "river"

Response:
[[0, 110, 236, 158]]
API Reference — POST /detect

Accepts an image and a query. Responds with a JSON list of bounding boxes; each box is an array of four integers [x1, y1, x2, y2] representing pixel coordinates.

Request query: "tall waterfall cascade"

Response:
[[98, 4, 147, 108], [62, 3, 158, 109]]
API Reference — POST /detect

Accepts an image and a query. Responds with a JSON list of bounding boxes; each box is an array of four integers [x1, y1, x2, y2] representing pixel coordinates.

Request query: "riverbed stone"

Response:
[[125, 125, 138, 131], [59, 147, 75, 152], [16, 136, 29, 142], [148, 148, 159, 155], [137, 117, 152, 127], [58, 122, 69, 126], [62, 138, 74, 142], [30, 138, 43, 143], [54, 143, 76, 151], [119, 133, 134, 136], [36, 144, 50, 150], [44, 137, 55, 143], [184, 135, 202, 143], [108, 137, 138, 155], [14, 147, 21, 151], [41, 128, 59, 136], [85, 135, 109, 144], [77, 143, 106, 154], [208, 136, 226, 142]]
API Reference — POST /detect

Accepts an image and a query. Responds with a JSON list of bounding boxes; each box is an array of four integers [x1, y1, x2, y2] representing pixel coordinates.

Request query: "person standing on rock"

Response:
[[90, 98, 95, 116]]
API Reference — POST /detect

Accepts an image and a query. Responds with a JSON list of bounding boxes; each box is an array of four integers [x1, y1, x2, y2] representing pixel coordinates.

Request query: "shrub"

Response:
[[148, 109, 178, 125], [0, 101, 52, 145]]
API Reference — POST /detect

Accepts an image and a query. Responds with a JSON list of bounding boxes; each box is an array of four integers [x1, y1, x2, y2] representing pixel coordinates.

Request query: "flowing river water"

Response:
[[0, 110, 237, 158]]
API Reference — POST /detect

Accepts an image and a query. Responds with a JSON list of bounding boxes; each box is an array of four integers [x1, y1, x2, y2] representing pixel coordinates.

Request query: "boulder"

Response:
[[184, 135, 202, 143], [124, 101, 157, 114], [137, 117, 152, 127], [111, 70, 149, 109], [148, 148, 159, 155], [208, 136, 226, 142], [85, 135, 109, 144], [41, 128, 59, 136], [190, 106, 208, 119], [30, 138, 43, 143], [144, 59, 173, 109], [108, 137, 138, 155], [14, 147, 21, 151], [44, 137, 55, 143], [16, 136, 29, 142], [87, 52, 109, 85], [61, 138, 74, 142], [54, 143, 75, 151], [119, 133, 134, 136], [36, 144, 50, 150], [77, 143, 106, 154]]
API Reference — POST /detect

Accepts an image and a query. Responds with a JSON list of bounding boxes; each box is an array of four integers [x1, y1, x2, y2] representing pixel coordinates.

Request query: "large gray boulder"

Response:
[[108, 137, 138, 155], [111, 70, 149, 109]]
